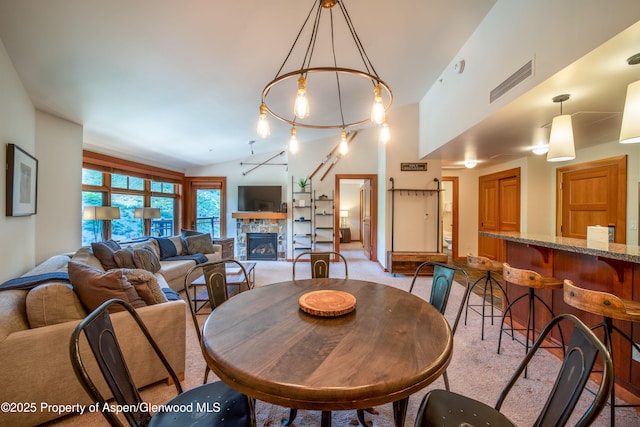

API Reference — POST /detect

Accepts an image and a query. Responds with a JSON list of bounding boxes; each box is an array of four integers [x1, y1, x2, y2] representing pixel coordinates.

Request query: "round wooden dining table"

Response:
[[201, 278, 453, 427]]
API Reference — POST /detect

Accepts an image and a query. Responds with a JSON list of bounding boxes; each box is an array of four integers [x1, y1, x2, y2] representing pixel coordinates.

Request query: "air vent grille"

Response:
[[490, 59, 533, 103]]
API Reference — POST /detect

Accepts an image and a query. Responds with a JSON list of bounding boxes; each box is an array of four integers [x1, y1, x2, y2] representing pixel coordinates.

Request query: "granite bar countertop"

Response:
[[480, 231, 640, 264]]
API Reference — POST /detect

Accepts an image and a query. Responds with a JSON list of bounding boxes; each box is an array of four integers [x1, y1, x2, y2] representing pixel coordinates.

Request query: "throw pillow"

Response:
[[180, 228, 202, 238], [184, 233, 215, 254], [68, 261, 146, 312], [91, 240, 122, 270], [71, 247, 106, 271], [121, 269, 159, 305], [154, 237, 178, 259], [114, 247, 136, 269], [133, 245, 161, 273], [26, 283, 87, 328], [168, 236, 184, 256]]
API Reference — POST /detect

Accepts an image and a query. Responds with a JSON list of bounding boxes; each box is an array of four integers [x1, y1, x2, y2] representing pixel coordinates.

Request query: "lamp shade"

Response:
[[620, 80, 640, 144], [107, 207, 121, 220], [340, 210, 349, 218], [135, 207, 160, 219], [83, 206, 97, 220], [547, 115, 575, 162]]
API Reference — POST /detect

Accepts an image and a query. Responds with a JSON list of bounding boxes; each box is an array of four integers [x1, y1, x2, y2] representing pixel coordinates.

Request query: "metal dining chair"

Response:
[[292, 250, 348, 279], [184, 259, 251, 383], [413, 313, 613, 427], [409, 261, 470, 391], [69, 298, 255, 427]]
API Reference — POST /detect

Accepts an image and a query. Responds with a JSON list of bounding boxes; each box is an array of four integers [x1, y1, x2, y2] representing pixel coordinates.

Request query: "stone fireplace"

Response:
[[233, 212, 287, 261], [246, 233, 278, 260]]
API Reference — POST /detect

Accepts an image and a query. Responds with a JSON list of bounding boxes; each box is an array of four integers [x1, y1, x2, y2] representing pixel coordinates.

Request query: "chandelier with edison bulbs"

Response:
[[256, 0, 393, 154]]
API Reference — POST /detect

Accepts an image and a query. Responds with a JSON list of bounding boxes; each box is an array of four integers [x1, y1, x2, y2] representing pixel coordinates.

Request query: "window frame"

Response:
[[82, 150, 185, 241]]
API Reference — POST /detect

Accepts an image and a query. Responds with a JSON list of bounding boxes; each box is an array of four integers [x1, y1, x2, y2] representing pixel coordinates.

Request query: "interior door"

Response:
[[478, 168, 520, 261], [558, 156, 626, 243], [478, 178, 499, 259]]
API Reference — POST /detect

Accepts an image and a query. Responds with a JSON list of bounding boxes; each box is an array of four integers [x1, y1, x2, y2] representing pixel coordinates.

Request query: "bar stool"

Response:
[[564, 279, 640, 426], [498, 264, 565, 364], [464, 255, 512, 340]]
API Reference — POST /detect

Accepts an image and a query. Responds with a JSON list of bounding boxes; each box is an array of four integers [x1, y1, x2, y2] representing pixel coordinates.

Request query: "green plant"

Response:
[[298, 178, 309, 190]]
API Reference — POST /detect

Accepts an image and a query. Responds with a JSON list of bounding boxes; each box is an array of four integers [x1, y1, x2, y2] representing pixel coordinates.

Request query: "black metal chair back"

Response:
[[185, 259, 250, 383], [409, 261, 469, 334], [69, 299, 181, 427], [408, 261, 469, 391], [292, 250, 348, 279], [414, 314, 614, 427]]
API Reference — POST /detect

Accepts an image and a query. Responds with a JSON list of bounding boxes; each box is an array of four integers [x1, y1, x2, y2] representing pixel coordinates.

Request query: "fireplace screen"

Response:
[[247, 233, 278, 261]]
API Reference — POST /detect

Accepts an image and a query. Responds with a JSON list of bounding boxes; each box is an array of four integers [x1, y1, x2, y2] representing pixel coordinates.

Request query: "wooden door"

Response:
[[558, 156, 627, 243], [478, 168, 520, 261], [478, 178, 499, 259]]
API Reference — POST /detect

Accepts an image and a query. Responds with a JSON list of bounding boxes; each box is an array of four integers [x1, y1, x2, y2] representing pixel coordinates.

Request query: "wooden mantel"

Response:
[[232, 212, 287, 221]]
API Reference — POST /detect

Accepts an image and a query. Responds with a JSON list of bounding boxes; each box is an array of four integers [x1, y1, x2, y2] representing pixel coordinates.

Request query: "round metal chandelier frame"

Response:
[[261, 67, 393, 130]]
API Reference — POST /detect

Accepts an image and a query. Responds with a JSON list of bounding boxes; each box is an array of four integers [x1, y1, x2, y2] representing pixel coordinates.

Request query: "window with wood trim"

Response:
[[82, 151, 184, 245]]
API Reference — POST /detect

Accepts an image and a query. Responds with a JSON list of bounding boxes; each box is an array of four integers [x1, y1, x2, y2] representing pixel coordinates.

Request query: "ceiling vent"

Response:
[[490, 59, 534, 103]]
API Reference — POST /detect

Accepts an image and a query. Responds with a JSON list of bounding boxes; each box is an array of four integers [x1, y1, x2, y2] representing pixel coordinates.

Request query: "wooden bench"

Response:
[[386, 251, 448, 276]]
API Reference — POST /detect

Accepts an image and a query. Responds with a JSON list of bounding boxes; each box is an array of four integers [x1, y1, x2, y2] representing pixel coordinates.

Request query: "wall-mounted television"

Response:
[[238, 185, 283, 212]]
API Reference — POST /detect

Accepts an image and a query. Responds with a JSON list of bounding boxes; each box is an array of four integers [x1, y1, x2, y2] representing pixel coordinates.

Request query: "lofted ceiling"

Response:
[[1, 1, 638, 172], [0, 0, 496, 170]]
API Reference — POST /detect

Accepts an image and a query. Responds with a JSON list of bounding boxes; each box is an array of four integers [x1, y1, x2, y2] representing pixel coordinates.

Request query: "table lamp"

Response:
[[135, 207, 161, 236], [340, 210, 349, 228]]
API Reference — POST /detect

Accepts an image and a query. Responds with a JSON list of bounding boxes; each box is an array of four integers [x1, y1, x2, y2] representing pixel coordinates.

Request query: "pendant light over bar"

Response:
[[619, 53, 640, 144], [547, 94, 576, 162], [256, 0, 393, 151]]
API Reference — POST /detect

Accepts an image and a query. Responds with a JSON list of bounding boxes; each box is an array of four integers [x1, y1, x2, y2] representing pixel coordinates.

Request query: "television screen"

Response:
[[238, 186, 282, 212]]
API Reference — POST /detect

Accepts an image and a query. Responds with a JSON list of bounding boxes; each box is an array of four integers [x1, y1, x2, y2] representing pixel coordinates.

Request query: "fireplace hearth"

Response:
[[247, 233, 278, 261]]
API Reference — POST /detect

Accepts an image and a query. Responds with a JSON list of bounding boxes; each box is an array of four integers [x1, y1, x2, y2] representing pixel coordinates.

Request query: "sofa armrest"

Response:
[[0, 300, 186, 427]]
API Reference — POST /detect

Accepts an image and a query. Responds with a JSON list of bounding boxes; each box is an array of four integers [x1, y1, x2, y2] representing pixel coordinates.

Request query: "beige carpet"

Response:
[[45, 243, 639, 426]]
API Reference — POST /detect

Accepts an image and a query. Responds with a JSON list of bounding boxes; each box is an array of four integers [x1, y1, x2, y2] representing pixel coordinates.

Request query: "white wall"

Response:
[[0, 39, 84, 281], [187, 152, 289, 239], [0, 38, 36, 281], [384, 104, 442, 255], [35, 111, 83, 263], [420, 0, 640, 157], [186, 122, 383, 260]]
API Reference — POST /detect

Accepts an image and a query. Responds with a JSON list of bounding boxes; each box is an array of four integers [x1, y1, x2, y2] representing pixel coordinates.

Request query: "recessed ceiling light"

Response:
[[464, 159, 478, 168], [531, 143, 549, 155]]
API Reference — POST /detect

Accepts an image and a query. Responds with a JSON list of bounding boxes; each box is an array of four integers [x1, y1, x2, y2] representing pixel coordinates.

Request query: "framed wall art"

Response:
[[6, 143, 38, 216]]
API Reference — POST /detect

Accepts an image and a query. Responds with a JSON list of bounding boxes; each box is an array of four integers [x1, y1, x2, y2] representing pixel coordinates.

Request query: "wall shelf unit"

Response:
[[291, 176, 313, 254], [313, 190, 335, 250]]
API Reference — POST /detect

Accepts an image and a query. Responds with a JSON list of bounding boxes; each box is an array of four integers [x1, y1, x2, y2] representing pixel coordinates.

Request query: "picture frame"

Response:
[[6, 143, 38, 216]]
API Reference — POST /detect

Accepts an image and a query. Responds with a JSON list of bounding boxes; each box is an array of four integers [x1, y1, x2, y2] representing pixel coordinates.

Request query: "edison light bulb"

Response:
[[257, 103, 270, 138], [339, 129, 348, 155], [379, 120, 390, 144], [289, 126, 299, 154], [294, 75, 309, 118], [371, 84, 385, 124]]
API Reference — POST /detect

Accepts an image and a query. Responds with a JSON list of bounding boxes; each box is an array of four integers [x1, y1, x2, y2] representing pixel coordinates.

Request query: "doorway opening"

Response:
[[441, 177, 459, 261], [335, 174, 378, 262]]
